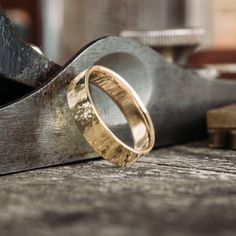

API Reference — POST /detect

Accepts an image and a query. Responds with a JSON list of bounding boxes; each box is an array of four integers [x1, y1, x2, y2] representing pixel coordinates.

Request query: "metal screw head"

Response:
[[121, 28, 205, 63]]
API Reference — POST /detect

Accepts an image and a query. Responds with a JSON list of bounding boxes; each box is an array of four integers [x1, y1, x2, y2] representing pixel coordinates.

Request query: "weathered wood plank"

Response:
[[0, 141, 235, 236]]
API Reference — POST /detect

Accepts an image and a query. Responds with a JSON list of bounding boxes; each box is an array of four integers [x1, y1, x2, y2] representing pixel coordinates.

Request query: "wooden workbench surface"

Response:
[[0, 141, 236, 236]]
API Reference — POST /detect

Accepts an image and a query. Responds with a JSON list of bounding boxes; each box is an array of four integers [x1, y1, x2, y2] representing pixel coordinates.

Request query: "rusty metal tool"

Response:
[[1, 8, 236, 174], [207, 104, 236, 149]]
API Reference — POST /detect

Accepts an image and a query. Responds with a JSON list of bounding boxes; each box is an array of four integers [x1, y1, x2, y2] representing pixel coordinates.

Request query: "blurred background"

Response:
[[1, 0, 236, 70]]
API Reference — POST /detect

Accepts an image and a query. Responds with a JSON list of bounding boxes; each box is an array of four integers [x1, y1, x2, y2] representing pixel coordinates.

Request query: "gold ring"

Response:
[[67, 65, 155, 167]]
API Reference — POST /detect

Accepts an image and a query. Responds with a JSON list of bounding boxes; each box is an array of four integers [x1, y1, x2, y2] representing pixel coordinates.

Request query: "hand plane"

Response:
[[1, 8, 236, 174]]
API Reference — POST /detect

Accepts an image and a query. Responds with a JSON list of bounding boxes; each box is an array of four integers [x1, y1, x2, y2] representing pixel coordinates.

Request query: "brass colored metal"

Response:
[[207, 104, 236, 149], [67, 66, 155, 167]]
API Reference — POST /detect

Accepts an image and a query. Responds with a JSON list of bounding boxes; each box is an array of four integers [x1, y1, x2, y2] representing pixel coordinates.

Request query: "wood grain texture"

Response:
[[0, 141, 236, 236]]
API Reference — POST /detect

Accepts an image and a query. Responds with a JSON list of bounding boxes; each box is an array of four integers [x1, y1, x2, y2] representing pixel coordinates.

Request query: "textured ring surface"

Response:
[[67, 65, 155, 167]]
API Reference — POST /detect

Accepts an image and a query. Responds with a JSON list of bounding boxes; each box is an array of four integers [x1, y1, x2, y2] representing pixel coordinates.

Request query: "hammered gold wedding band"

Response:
[[67, 65, 155, 167]]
